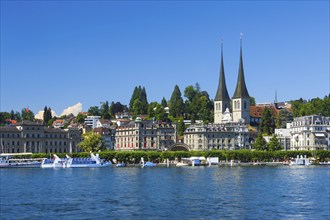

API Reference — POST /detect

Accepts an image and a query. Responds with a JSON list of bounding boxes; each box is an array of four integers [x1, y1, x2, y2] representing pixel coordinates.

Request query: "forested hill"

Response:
[[290, 95, 330, 117]]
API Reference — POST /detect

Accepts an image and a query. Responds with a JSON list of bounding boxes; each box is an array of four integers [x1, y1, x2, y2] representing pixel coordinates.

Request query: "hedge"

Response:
[[29, 150, 330, 163]]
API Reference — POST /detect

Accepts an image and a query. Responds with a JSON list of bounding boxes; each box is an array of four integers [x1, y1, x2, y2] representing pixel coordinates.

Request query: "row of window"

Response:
[[1, 133, 68, 139], [1, 146, 68, 154], [2, 141, 68, 147]]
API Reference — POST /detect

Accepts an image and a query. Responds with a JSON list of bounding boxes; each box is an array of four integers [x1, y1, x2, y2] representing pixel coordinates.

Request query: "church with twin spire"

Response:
[[214, 37, 250, 124], [184, 37, 251, 151]]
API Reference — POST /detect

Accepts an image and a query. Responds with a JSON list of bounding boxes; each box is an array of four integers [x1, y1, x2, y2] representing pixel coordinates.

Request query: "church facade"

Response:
[[184, 38, 250, 150]]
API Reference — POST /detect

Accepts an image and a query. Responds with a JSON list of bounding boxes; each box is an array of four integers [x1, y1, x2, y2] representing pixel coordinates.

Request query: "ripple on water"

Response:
[[0, 166, 329, 219]]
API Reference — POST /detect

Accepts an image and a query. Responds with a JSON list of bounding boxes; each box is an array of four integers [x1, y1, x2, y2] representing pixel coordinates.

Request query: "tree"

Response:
[[161, 97, 167, 108], [169, 85, 184, 118], [21, 108, 34, 121], [10, 110, 15, 120], [14, 111, 21, 121], [291, 95, 330, 117], [132, 99, 142, 117], [278, 109, 293, 128], [100, 101, 111, 119], [250, 97, 256, 106], [43, 106, 52, 124], [129, 86, 149, 115], [275, 113, 281, 129], [198, 95, 212, 123], [110, 102, 127, 116], [259, 107, 275, 135], [47, 116, 57, 127], [0, 112, 10, 125], [184, 85, 197, 102], [183, 84, 213, 123], [177, 117, 185, 136], [254, 133, 267, 151], [129, 87, 139, 112], [88, 106, 100, 116], [78, 131, 106, 152], [267, 134, 282, 151], [153, 103, 167, 121], [75, 113, 87, 124]]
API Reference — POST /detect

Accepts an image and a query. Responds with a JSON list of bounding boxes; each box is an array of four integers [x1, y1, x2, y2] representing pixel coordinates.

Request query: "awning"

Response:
[[315, 133, 325, 137]]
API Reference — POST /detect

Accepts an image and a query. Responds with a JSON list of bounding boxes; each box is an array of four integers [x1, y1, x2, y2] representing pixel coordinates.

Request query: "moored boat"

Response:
[[41, 154, 66, 168], [289, 155, 311, 166], [64, 152, 111, 168], [0, 153, 42, 168], [116, 163, 126, 167], [176, 162, 189, 167]]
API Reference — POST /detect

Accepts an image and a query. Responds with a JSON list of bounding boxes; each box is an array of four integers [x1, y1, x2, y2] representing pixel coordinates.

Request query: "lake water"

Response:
[[0, 166, 329, 219]]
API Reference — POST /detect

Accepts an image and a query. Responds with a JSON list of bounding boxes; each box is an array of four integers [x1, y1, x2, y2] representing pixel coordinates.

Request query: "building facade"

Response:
[[184, 121, 250, 151], [85, 116, 101, 129], [290, 115, 330, 150], [115, 119, 177, 151], [275, 126, 291, 151], [0, 121, 82, 154], [184, 38, 251, 150]]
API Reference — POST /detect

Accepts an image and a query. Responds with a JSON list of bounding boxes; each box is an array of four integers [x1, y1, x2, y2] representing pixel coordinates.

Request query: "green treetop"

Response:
[[259, 107, 275, 135], [253, 132, 267, 151], [267, 134, 283, 151], [169, 85, 184, 118], [78, 131, 106, 152]]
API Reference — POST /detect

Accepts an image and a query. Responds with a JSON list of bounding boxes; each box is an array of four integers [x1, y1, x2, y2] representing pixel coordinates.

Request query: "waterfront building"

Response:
[[184, 121, 249, 151], [115, 118, 176, 151], [274, 124, 291, 150], [0, 120, 82, 154], [290, 115, 330, 150], [184, 37, 251, 150]]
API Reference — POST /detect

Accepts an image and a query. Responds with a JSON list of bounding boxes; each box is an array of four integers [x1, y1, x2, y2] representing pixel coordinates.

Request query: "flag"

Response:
[[25, 107, 29, 113]]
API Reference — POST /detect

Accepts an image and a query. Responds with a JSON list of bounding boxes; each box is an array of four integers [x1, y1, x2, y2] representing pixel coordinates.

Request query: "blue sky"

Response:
[[1, 1, 329, 115]]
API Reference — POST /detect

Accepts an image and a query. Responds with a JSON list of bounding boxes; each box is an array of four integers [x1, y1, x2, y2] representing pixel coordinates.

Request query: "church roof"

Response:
[[233, 38, 250, 99], [214, 43, 230, 102]]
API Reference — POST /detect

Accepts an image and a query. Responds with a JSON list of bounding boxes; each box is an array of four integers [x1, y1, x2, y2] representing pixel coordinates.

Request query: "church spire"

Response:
[[214, 40, 230, 102], [233, 33, 250, 99]]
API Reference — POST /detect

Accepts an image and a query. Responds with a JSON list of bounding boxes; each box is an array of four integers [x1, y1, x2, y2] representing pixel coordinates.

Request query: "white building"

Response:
[[290, 115, 330, 150], [275, 123, 291, 150], [85, 116, 101, 129]]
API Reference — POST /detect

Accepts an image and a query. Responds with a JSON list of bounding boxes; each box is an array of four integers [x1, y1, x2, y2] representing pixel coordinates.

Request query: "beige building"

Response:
[[115, 118, 176, 151], [0, 120, 82, 154], [184, 121, 249, 150], [290, 115, 330, 150]]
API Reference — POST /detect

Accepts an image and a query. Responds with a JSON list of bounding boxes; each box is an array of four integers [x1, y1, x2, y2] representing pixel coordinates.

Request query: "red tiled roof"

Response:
[[250, 106, 279, 118]]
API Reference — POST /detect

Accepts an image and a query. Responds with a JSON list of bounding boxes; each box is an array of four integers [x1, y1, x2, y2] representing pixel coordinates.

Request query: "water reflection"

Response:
[[0, 166, 329, 219]]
